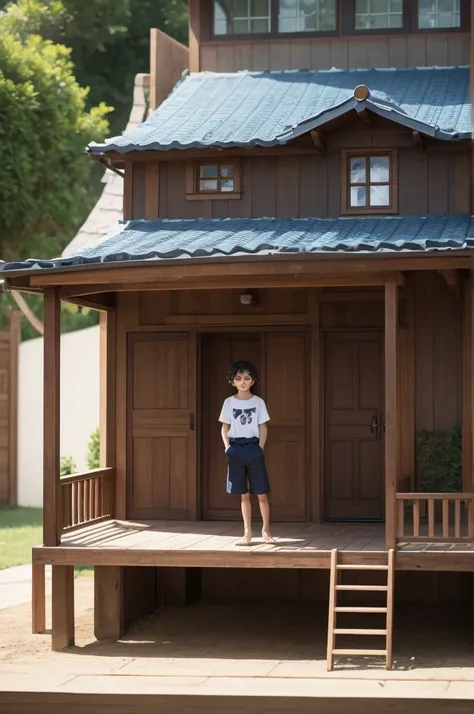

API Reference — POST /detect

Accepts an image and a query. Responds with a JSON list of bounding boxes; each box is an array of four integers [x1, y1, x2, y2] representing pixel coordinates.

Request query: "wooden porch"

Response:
[[32, 516, 474, 572]]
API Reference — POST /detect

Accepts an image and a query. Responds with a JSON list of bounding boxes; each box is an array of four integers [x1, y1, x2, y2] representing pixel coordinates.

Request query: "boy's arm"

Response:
[[221, 423, 230, 450], [259, 423, 268, 450]]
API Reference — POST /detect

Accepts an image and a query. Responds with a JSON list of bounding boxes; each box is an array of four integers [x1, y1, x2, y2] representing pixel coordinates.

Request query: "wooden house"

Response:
[[2, 0, 474, 670]]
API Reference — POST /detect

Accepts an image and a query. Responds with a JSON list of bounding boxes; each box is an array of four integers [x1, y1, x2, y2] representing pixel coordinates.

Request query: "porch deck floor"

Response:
[[31, 520, 474, 571]]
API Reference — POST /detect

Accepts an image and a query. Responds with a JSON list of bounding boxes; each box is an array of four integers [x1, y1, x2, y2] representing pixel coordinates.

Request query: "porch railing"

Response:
[[60, 467, 115, 533], [396, 493, 474, 543]]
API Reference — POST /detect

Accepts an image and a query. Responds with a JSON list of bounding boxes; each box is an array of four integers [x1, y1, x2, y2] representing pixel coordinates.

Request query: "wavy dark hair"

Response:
[[227, 360, 259, 385]]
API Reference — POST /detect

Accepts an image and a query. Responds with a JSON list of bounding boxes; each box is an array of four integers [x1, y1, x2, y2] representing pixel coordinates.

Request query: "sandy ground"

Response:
[[1, 576, 474, 699]]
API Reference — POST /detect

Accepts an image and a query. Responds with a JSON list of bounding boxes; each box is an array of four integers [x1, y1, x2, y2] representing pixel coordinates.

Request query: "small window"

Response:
[[186, 161, 242, 201], [342, 151, 397, 214], [278, 0, 337, 33], [214, 0, 271, 35], [354, 0, 403, 29], [418, 0, 460, 28]]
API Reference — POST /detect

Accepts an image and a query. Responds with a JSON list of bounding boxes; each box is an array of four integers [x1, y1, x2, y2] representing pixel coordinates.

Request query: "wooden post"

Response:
[[31, 563, 46, 634], [43, 289, 61, 546], [52, 565, 74, 650], [94, 566, 124, 641], [9, 310, 20, 506], [462, 276, 472, 491], [99, 311, 116, 472], [385, 279, 398, 550]]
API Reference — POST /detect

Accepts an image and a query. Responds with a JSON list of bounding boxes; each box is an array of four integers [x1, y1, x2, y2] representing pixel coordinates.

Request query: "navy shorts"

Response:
[[226, 437, 270, 496]]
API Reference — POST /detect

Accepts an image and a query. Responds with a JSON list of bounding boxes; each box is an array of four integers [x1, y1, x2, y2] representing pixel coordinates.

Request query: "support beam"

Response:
[[94, 566, 124, 640], [385, 279, 399, 550], [310, 130, 327, 151], [463, 276, 472, 491], [440, 269, 462, 299], [470, 272, 474, 501], [52, 565, 74, 650], [43, 289, 61, 546], [32, 563, 46, 634], [100, 311, 116, 472]]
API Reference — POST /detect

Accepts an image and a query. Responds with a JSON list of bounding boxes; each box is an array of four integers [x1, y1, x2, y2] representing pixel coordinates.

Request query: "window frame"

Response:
[[341, 149, 398, 216], [211, 0, 340, 40], [186, 160, 242, 201], [341, 0, 469, 35]]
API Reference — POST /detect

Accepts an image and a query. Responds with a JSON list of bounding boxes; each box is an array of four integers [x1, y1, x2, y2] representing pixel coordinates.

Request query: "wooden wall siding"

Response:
[[414, 272, 462, 434], [132, 162, 146, 219], [199, 33, 469, 73], [150, 29, 189, 112], [201, 568, 471, 607], [142, 146, 470, 221]]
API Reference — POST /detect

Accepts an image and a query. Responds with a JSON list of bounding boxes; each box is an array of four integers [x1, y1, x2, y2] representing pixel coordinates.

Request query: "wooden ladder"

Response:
[[326, 548, 395, 671]]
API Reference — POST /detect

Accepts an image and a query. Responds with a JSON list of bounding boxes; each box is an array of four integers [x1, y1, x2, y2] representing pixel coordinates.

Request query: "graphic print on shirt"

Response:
[[233, 407, 256, 425]]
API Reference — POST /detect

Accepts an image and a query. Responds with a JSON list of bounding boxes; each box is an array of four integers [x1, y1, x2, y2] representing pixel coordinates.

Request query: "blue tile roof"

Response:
[[87, 66, 471, 154], [2, 215, 474, 273]]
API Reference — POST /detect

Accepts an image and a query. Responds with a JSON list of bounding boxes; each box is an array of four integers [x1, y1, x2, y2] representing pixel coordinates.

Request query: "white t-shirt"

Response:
[[219, 395, 270, 440]]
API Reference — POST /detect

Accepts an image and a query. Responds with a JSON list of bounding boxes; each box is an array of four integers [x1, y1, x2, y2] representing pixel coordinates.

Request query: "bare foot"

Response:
[[262, 531, 276, 544], [236, 530, 252, 546]]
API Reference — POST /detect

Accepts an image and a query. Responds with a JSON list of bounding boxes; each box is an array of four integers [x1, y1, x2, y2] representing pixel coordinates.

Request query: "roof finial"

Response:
[[353, 85, 370, 102]]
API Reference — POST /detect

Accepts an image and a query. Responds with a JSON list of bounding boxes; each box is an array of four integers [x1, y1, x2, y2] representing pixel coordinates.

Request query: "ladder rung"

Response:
[[336, 564, 388, 571], [335, 607, 387, 613], [332, 649, 387, 657], [336, 585, 388, 591], [334, 628, 387, 636]]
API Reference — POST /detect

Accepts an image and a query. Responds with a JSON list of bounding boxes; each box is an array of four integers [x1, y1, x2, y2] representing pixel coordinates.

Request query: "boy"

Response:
[[219, 360, 275, 547]]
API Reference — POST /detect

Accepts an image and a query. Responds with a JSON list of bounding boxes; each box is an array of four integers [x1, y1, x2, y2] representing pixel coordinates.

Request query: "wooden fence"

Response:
[[396, 493, 474, 543]]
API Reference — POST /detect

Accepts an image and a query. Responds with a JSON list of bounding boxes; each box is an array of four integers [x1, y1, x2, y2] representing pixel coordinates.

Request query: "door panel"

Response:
[[201, 331, 307, 521], [324, 331, 383, 521], [128, 333, 195, 520], [201, 334, 261, 519]]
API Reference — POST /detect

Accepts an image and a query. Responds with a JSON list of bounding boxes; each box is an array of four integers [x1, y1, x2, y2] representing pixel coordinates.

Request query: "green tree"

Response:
[[0, 2, 111, 262]]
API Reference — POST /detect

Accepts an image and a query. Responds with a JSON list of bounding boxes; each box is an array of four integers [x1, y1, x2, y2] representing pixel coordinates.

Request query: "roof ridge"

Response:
[[191, 65, 469, 78]]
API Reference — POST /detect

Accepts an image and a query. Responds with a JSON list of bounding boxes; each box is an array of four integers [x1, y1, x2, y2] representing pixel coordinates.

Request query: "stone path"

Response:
[[0, 564, 51, 610]]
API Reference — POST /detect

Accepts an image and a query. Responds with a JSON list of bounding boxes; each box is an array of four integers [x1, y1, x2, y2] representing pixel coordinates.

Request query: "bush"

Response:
[[87, 428, 100, 470], [416, 422, 462, 493], [60, 455, 76, 475]]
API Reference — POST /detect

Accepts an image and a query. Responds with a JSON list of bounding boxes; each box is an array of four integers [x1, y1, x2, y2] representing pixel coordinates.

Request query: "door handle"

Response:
[[370, 414, 379, 436], [190, 413, 195, 431]]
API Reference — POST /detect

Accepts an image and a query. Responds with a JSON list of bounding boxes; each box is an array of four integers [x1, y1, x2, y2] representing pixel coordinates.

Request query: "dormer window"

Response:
[[342, 150, 398, 215], [418, 0, 460, 28]]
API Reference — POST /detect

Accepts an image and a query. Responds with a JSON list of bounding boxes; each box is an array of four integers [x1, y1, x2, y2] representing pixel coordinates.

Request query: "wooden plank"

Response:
[[51, 565, 74, 650], [123, 162, 133, 220], [462, 276, 472, 490], [100, 312, 116, 472], [384, 279, 398, 550], [145, 163, 159, 219], [8, 310, 20, 505], [29, 258, 471, 288], [94, 565, 124, 641], [308, 290, 320, 523], [470, 272, 474, 494], [31, 563, 46, 634], [43, 289, 61, 546]]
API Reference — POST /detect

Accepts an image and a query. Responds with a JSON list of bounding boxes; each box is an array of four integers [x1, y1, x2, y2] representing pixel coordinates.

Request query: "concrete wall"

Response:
[[18, 325, 100, 508]]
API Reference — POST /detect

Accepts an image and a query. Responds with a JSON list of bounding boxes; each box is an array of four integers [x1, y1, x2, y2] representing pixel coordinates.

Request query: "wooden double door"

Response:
[[324, 331, 384, 521], [201, 331, 307, 521]]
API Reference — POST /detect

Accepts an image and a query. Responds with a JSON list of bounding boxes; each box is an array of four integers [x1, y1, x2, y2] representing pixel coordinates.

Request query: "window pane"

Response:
[[355, 0, 403, 30], [200, 165, 219, 178], [350, 186, 367, 207], [418, 0, 460, 28], [370, 156, 389, 183], [214, 0, 271, 35], [220, 164, 234, 178], [278, 0, 336, 33], [350, 158, 366, 184], [370, 185, 390, 206], [200, 179, 219, 192], [221, 178, 235, 192]]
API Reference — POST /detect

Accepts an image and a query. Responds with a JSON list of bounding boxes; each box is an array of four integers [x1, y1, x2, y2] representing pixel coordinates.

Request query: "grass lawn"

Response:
[[0, 507, 42, 570], [0, 507, 93, 576]]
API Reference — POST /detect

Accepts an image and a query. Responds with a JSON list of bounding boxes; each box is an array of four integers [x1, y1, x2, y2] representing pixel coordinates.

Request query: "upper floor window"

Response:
[[342, 151, 397, 215], [213, 0, 337, 35], [186, 161, 242, 201], [214, 0, 271, 35], [418, 0, 460, 28], [355, 0, 403, 30], [279, 0, 337, 33]]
